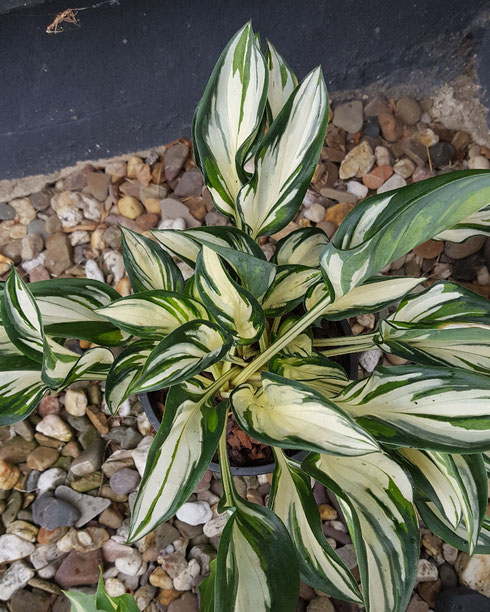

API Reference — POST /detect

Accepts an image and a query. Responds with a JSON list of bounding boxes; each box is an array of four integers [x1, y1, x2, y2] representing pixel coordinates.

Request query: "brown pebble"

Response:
[[362, 164, 393, 189], [0, 460, 21, 490], [413, 240, 443, 259], [378, 112, 403, 142], [324, 202, 356, 226]]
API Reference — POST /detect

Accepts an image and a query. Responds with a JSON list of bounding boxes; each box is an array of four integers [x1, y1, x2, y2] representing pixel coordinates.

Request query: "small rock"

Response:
[[412, 166, 435, 182], [150, 567, 173, 589], [407, 594, 430, 612], [346, 180, 368, 199], [0, 202, 16, 220], [176, 501, 212, 526], [455, 553, 490, 596], [156, 522, 180, 550], [70, 439, 105, 477], [443, 542, 459, 565], [2, 491, 23, 526], [332, 101, 363, 134], [318, 504, 338, 520], [188, 544, 215, 576], [161, 551, 188, 578], [174, 167, 204, 198], [109, 468, 140, 495], [163, 143, 189, 181], [203, 513, 227, 538], [85, 259, 105, 282], [468, 155, 490, 170], [104, 577, 126, 597], [118, 196, 144, 219], [115, 549, 145, 576], [161, 198, 201, 227], [0, 460, 20, 490], [323, 202, 356, 226], [363, 116, 380, 137], [27, 447, 59, 471], [64, 389, 88, 417], [173, 558, 200, 591], [159, 588, 182, 607], [39, 395, 61, 417], [54, 549, 102, 588], [134, 585, 157, 610], [429, 141, 455, 168], [318, 187, 358, 204], [445, 235, 485, 259], [393, 158, 416, 178], [378, 112, 402, 141], [86, 173, 111, 201], [339, 141, 375, 180], [377, 174, 407, 194], [0, 562, 35, 601], [98, 506, 122, 529], [306, 597, 335, 611], [10, 198, 36, 225], [419, 578, 442, 607], [375, 145, 391, 166], [103, 250, 125, 283], [0, 534, 36, 563], [21, 234, 43, 260], [435, 586, 490, 612], [359, 349, 382, 373], [417, 558, 439, 582], [36, 414, 72, 442], [37, 468, 66, 494], [32, 496, 80, 530], [70, 471, 103, 493], [395, 97, 422, 125], [6, 520, 38, 542], [364, 95, 389, 116], [44, 233, 72, 277], [439, 562, 458, 589], [414, 240, 444, 259], [304, 203, 326, 223]]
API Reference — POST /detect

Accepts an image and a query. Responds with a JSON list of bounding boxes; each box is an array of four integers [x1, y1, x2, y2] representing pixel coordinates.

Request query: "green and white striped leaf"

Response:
[[377, 320, 490, 374], [130, 320, 232, 394], [336, 365, 490, 452], [273, 227, 328, 267], [216, 450, 300, 612], [230, 372, 379, 455], [269, 353, 349, 398], [305, 275, 423, 319], [237, 67, 329, 238], [105, 340, 156, 414], [128, 382, 226, 541], [30, 278, 126, 345], [120, 226, 184, 293], [0, 355, 46, 426], [302, 451, 419, 612], [96, 290, 209, 338], [321, 170, 490, 300], [275, 315, 313, 356], [195, 245, 265, 344], [397, 449, 487, 553], [152, 225, 265, 267], [269, 449, 362, 602], [266, 41, 297, 120], [192, 23, 268, 221], [435, 204, 490, 242], [262, 265, 322, 316]]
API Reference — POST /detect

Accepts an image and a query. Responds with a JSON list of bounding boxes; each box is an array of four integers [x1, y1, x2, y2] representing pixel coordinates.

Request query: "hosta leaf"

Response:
[[269, 449, 362, 602], [0, 355, 46, 426], [302, 451, 419, 612], [198, 558, 217, 612], [273, 227, 328, 267], [435, 204, 490, 242], [120, 226, 184, 293], [193, 23, 268, 221], [42, 342, 113, 390], [96, 290, 209, 338], [151, 225, 265, 267], [305, 275, 423, 319], [377, 320, 490, 374], [195, 245, 265, 344], [130, 320, 232, 393], [230, 372, 379, 455], [63, 590, 99, 612], [275, 315, 313, 356], [128, 383, 226, 541], [30, 278, 126, 345], [397, 449, 487, 553], [266, 40, 297, 120], [262, 265, 322, 316], [337, 365, 490, 452], [237, 67, 329, 238], [269, 352, 349, 398], [105, 340, 156, 414], [321, 170, 490, 299]]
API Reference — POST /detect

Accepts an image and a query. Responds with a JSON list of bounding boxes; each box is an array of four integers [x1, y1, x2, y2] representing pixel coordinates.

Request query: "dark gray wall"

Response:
[[0, 0, 488, 180]]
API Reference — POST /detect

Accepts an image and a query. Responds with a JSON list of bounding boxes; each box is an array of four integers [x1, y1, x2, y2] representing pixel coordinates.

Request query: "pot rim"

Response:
[[139, 319, 358, 476]]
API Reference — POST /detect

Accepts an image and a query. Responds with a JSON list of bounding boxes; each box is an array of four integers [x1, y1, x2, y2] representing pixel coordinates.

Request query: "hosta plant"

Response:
[[1, 22, 490, 612]]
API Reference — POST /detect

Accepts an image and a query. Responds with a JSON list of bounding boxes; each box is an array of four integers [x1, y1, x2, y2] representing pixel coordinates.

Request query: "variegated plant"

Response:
[[1, 22, 490, 612]]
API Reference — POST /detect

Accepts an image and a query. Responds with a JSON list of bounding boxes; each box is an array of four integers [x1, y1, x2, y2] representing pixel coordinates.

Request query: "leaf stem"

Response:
[[313, 332, 376, 348], [218, 416, 235, 504]]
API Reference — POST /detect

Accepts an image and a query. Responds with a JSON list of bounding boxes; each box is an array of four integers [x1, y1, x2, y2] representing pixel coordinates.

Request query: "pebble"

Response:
[[54, 549, 102, 588], [85, 259, 105, 282], [118, 196, 144, 219], [64, 389, 88, 417], [442, 542, 459, 565], [429, 141, 455, 168], [378, 112, 402, 141], [439, 562, 458, 589], [303, 203, 326, 223], [445, 235, 485, 259], [160, 198, 201, 227], [435, 587, 490, 612], [176, 501, 212, 526], [161, 552, 188, 579], [468, 155, 490, 170], [417, 558, 439, 582], [173, 558, 200, 591], [377, 174, 407, 194], [44, 233, 72, 276], [413, 240, 443, 259], [339, 141, 375, 179], [70, 438, 105, 477], [134, 585, 157, 610], [104, 577, 126, 597], [0, 534, 36, 563], [27, 447, 59, 471], [332, 101, 363, 134], [375, 145, 391, 166], [163, 143, 189, 181], [37, 468, 67, 495], [0, 562, 35, 601], [393, 158, 416, 178], [364, 94, 389, 116], [6, 520, 38, 543], [70, 471, 103, 492], [395, 97, 422, 125], [0, 460, 20, 490], [203, 514, 227, 538], [10, 198, 37, 225], [109, 468, 141, 495], [174, 167, 204, 198], [114, 549, 145, 576], [306, 598, 335, 611], [359, 349, 382, 373], [32, 496, 80, 530], [36, 414, 73, 442], [0, 202, 15, 220], [86, 173, 110, 201], [455, 553, 490, 597]]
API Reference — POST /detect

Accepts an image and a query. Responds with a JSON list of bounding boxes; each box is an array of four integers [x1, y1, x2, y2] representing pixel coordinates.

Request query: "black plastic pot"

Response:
[[140, 319, 358, 476]]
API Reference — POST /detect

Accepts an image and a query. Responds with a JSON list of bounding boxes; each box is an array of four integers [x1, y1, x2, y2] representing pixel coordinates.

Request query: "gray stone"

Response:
[[429, 141, 455, 168], [0, 203, 15, 220], [25, 470, 41, 492], [32, 495, 80, 530], [30, 544, 65, 570], [163, 143, 189, 181], [377, 173, 407, 194], [44, 232, 72, 277], [37, 468, 66, 493], [160, 551, 188, 578], [109, 468, 141, 495], [27, 219, 49, 241], [30, 191, 52, 211], [435, 587, 490, 612], [120, 427, 142, 450], [0, 562, 35, 601], [160, 198, 201, 227], [103, 225, 122, 250], [155, 522, 180, 550], [445, 235, 485, 259], [189, 544, 216, 576], [439, 562, 458, 589], [70, 439, 105, 477], [395, 97, 422, 125], [359, 349, 382, 373], [2, 491, 23, 526], [333, 100, 363, 134], [55, 485, 111, 528], [0, 534, 36, 563], [9, 588, 52, 612]]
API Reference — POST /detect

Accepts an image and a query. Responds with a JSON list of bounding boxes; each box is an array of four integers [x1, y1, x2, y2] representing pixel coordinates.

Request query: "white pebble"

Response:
[[85, 259, 105, 282], [468, 155, 490, 170], [21, 254, 45, 273], [346, 180, 368, 199], [377, 174, 407, 194], [104, 251, 125, 283], [158, 217, 186, 230], [203, 513, 228, 537], [114, 549, 144, 576], [37, 468, 66, 494], [105, 578, 126, 597], [303, 203, 326, 223], [359, 349, 382, 373], [176, 501, 212, 526], [375, 145, 391, 167]]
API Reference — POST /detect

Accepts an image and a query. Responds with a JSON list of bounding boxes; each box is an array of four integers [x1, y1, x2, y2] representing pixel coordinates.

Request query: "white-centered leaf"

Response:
[[321, 170, 490, 300], [130, 320, 232, 393], [397, 448, 487, 554], [275, 315, 313, 356], [193, 23, 268, 221], [120, 226, 184, 293], [96, 290, 209, 338], [230, 372, 379, 455], [128, 382, 226, 541], [195, 245, 265, 344], [269, 352, 349, 398], [237, 67, 329, 238], [336, 365, 490, 452], [0, 355, 46, 426], [435, 204, 490, 242], [262, 265, 322, 316], [266, 40, 297, 120], [273, 227, 328, 267], [269, 449, 362, 602], [302, 451, 419, 612]]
